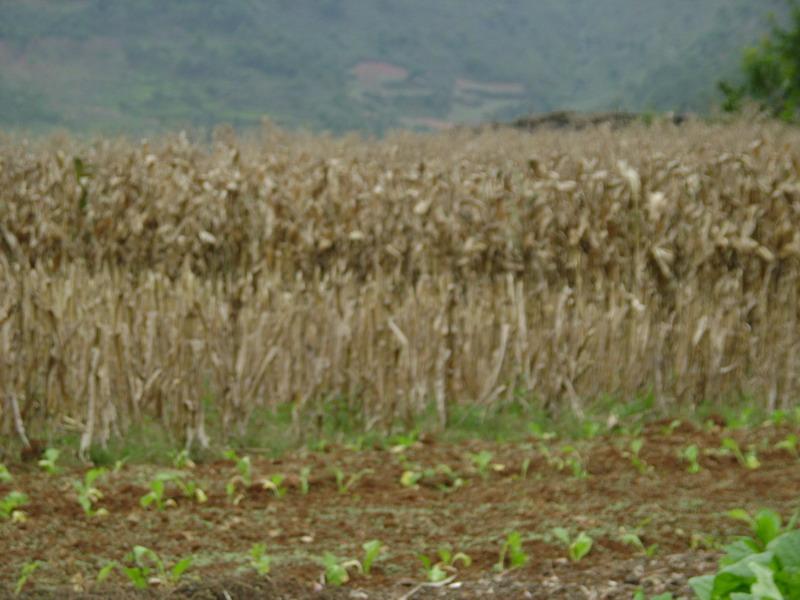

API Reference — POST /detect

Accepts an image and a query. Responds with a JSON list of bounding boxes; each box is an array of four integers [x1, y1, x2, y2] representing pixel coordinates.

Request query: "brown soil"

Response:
[[1, 422, 798, 599]]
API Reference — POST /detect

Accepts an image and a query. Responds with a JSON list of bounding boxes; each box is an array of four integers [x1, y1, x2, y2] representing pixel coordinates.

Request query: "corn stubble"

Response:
[[1, 121, 799, 453]]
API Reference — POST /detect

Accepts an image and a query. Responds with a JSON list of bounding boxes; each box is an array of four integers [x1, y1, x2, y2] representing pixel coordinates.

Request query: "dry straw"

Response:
[[1, 120, 799, 453]]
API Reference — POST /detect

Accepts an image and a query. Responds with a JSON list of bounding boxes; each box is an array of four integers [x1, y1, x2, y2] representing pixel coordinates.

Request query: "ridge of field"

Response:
[[0, 1, 788, 134], [1, 121, 800, 454]]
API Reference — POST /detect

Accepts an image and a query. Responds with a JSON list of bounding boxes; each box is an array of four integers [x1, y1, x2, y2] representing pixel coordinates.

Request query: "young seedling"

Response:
[[418, 545, 471, 582], [171, 449, 195, 469], [469, 450, 494, 479], [620, 532, 658, 557], [726, 507, 794, 549], [681, 444, 702, 473], [552, 527, 593, 562], [261, 474, 287, 498], [332, 467, 371, 494], [74, 467, 108, 517], [239, 543, 271, 576], [495, 531, 528, 572], [224, 450, 252, 503], [98, 546, 193, 589], [14, 561, 42, 595], [320, 552, 362, 586], [720, 437, 760, 469], [140, 473, 179, 510], [775, 434, 798, 459], [660, 419, 682, 436], [625, 438, 653, 475], [560, 445, 588, 479], [0, 491, 29, 521], [38, 448, 60, 475], [361, 540, 384, 576], [299, 466, 311, 495], [0, 463, 12, 483], [528, 422, 556, 440]]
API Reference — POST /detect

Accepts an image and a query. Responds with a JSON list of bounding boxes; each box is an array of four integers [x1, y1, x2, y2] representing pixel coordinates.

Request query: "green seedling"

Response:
[[495, 531, 528, 572], [171, 449, 195, 469], [560, 445, 588, 479], [418, 554, 449, 583], [299, 466, 311, 495], [469, 450, 494, 479], [224, 450, 253, 503], [681, 444, 702, 473], [552, 527, 593, 562], [240, 543, 271, 576], [320, 552, 362, 586], [74, 467, 107, 517], [620, 532, 658, 557], [0, 491, 29, 521], [520, 457, 531, 480], [400, 470, 423, 488], [418, 544, 471, 581], [528, 421, 556, 440], [332, 467, 371, 494], [261, 474, 287, 498], [721, 437, 760, 469], [98, 546, 192, 589], [38, 448, 60, 475], [140, 473, 177, 510], [726, 507, 796, 549], [775, 434, 798, 459], [388, 431, 418, 453], [14, 561, 42, 596], [0, 463, 12, 483], [361, 540, 383, 576], [660, 419, 682, 436], [626, 438, 653, 475]]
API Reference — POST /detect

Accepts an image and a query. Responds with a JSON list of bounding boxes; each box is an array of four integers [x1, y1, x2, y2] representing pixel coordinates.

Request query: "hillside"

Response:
[[0, 0, 789, 134]]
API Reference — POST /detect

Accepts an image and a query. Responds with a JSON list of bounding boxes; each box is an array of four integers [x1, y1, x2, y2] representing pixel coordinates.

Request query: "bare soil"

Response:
[[2, 420, 798, 599]]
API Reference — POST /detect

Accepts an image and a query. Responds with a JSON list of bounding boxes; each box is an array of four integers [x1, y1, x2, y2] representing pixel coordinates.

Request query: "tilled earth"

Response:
[[1, 419, 798, 599]]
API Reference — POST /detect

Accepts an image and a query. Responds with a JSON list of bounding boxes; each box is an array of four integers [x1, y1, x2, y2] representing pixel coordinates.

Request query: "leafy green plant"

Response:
[[261, 474, 287, 498], [720, 437, 760, 470], [38, 448, 60, 475], [140, 473, 178, 510], [681, 444, 702, 474], [98, 546, 193, 589], [0, 491, 29, 521], [320, 552, 362, 586], [332, 467, 371, 494], [239, 543, 271, 576], [495, 531, 528, 571], [361, 540, 383, 576], [0, 463, 12, 483], [552, 527, 593, 562], [74, 467, 107, 517], [689, 509, 800, 600], [560, 445, 588, 479], [14, 561, 42, 596]]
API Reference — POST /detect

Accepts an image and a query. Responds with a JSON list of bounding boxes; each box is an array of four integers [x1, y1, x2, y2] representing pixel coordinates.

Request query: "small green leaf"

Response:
[[97, 562, 117, 583], [569, 532, 593, 562], [170, 557, 192, 582]]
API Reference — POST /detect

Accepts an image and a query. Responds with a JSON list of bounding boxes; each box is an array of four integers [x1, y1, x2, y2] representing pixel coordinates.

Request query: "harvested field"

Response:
[[2, 121, 800, 449]]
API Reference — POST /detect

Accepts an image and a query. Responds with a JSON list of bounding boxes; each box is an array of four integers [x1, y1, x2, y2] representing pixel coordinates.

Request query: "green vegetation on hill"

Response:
[[0, 0, 789, 134]]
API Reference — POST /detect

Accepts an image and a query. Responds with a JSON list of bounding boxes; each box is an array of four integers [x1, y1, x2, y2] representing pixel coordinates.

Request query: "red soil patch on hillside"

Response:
[[352, 60, 409, 84]]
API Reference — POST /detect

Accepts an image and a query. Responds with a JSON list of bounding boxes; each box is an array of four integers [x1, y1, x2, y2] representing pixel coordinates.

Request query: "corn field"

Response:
[[1, 121, 799, 454]]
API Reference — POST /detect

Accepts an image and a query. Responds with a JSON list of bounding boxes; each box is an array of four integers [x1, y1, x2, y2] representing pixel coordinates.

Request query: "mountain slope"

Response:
[[0, 0, 788, 134]]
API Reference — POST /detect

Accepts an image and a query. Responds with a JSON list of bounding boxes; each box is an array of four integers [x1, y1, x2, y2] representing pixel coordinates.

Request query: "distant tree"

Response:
[[720, 1, 800, 120]]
